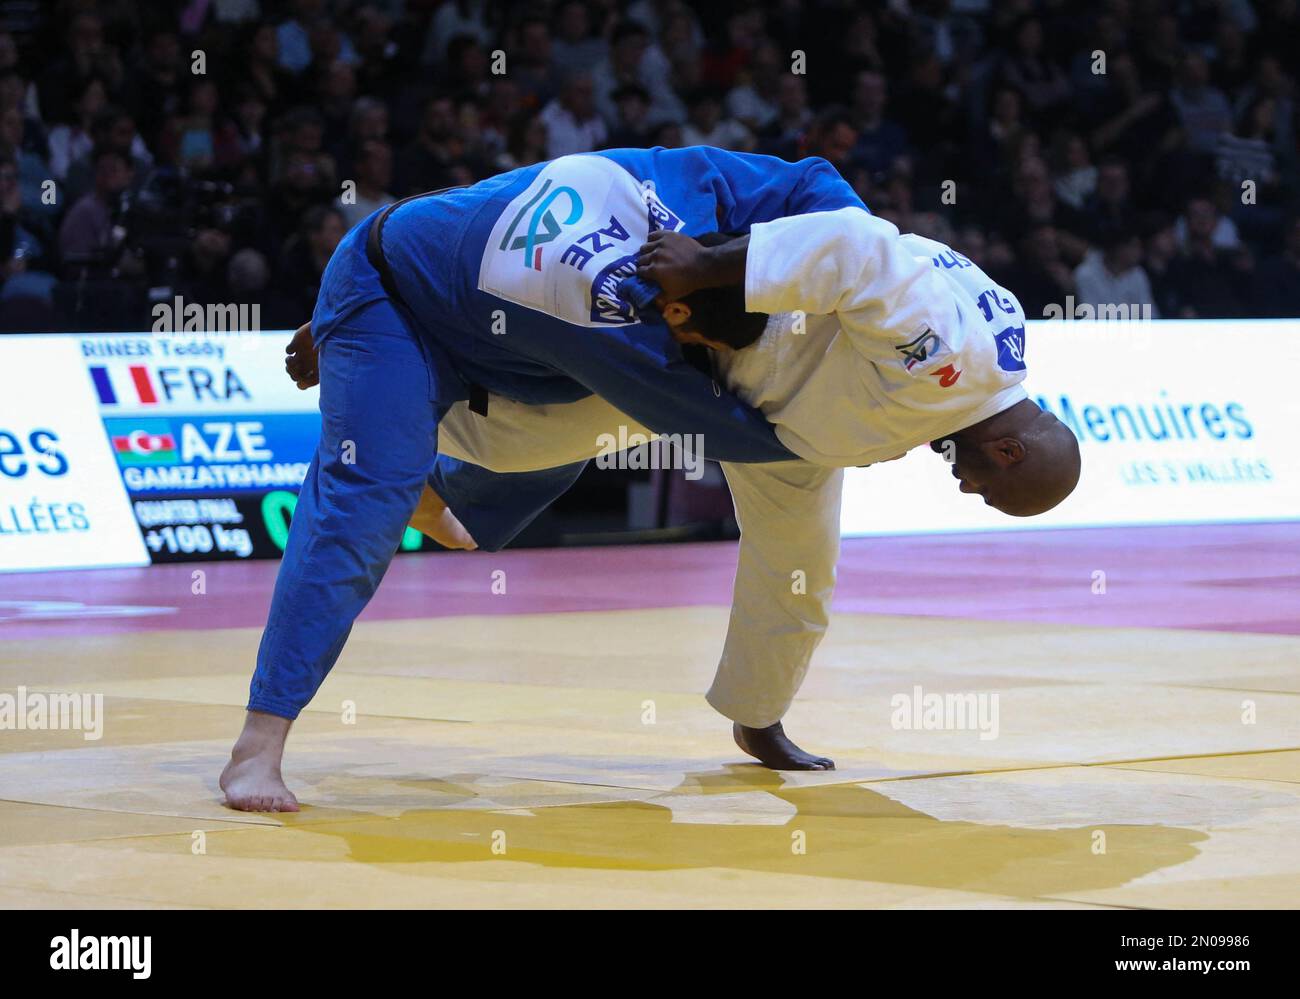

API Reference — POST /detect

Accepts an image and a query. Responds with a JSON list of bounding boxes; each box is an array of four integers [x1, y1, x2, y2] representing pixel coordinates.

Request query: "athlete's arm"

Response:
[[636, 229, 748, 301]]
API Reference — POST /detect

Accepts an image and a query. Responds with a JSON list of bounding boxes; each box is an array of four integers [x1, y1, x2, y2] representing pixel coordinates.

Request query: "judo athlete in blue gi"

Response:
[[220, 147, 865, 811]]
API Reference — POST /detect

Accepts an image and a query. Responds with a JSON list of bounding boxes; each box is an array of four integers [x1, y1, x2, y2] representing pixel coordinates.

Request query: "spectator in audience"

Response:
[[497, 109, 547, 171], [509, 16, 558, 107], [890, 50, 962, 178], [1068, 11, 1124, 114], [604, 83, 655, 149], [1169, 50, 1235, 154], [279, 0, 357, 75], [1211, 17, 1253, 95], [1085, 157, 1135, 234], [0, 33, 37, 120], [701, 6, 765, 91], [395, 95, 465, 195], [349, 95, 389, 147], [1176, 193, 1241, 251], [1251, 213, 1300, 318], [63, 107, 152, 206], [441, 34, 492, 101], [231, 87, 269, 168], [1216, 97, 1281, 193], [757, 74, 812, 159], [242, 21, 292, 111], [1074, 223, 1159, 318], [178, 225, 234, 305], [36, 11, 122, 127], [127, 26, 186, 153], [422, 0, 493, 65], [276, 202, 343, 318], [991, 224, 1077, 320], [477, 77, 522, 162], [1231, 54, 1295, 173], [1000, 15, 1071, 116], [0, 107, 59, 235], [593, 20, 681, 128], [267, 106, 336, 244], [802, 107, 859, 178], [161, 77, 241, 174], [0, 67, 31, 129], [227, 246, 298, 329], [0, 151, 50, 278], [317, 59, 360, 162], [1142, 217, 1182, 320], [725, 38, 781, 132], [1049, 130, 1096, 212], [848, 70, 908, 177], [650, 118, 683, 149], [57, 145, 131, 264], [1138, 12, 1184, 90], [47, 75, 107, 182], [1089, 52, 1180, 167], [1166, 195, 1250, 317], [1001, 154, 1088, 263], [540, 73, 607, 159], [1, 150, 56, 323], [335, 138, 393, 228], [551, 1, 607, 78], [681, 86, 753, 151]]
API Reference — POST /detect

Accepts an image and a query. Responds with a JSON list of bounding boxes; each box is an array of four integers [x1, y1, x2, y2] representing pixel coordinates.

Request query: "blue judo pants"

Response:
[[248, 299, 579, 719]]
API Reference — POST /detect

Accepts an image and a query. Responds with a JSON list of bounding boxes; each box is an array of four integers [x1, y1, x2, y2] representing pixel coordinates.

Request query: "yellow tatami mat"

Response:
[[1, 608, 1298, 908]]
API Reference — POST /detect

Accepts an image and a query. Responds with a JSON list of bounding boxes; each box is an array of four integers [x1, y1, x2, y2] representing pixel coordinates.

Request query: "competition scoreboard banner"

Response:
[[76, 329, 321, 563], [74, 328, 436, 565], [0, 337, 148, 571], [842, 320, 1300, 536], [2, 329, 444, 570]]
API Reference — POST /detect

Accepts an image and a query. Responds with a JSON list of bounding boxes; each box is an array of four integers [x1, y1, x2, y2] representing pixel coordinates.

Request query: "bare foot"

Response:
[[220, 711, 300, 812], [734, 721, 835, 771], [408, 483, 477, 550]]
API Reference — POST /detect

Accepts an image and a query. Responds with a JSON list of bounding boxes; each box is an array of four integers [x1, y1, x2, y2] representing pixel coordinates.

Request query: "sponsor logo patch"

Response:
[[498, 178, 585, 271], [994, 324, 1027, 371], [895, 326, 947, 371]]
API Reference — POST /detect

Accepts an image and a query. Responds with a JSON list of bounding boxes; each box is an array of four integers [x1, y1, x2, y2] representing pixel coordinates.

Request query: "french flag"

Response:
[[89, 365, 158, 405]]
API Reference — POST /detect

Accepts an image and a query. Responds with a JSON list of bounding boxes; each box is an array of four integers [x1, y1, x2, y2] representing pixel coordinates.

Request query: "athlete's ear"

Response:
[[660, 300, 692, 329], [980, 436, 1027, 468]]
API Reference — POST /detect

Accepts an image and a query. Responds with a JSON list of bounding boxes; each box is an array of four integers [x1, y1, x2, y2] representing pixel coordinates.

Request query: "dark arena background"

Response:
[[0, 0, 1297, 943]]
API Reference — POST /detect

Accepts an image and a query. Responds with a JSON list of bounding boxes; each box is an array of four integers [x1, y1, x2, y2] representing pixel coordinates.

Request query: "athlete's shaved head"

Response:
[[934, 399, 1081, 517]]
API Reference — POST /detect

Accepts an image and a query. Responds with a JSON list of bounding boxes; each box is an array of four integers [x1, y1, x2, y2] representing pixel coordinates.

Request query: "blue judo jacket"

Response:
[[312, 146, 867, 463]]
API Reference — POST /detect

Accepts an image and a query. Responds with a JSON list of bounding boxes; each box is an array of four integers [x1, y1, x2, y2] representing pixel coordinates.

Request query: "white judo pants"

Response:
[[438, 394, 843, 728]]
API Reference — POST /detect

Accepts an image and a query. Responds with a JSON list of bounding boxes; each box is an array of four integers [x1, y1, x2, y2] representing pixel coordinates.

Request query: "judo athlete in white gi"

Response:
[[284, 204, 1082, 774]]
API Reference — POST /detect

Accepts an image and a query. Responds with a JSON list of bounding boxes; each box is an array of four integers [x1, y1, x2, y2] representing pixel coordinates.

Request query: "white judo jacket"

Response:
[[439, 206, 1030, 728]]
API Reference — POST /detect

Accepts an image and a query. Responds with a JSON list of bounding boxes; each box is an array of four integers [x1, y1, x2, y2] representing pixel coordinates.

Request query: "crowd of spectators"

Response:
[[0, 0, 1297, 332]]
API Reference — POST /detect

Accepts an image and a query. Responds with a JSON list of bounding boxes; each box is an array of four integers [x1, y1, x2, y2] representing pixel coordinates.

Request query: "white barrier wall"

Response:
[[3, 321, 1297, 571], [0, 337, 149, 571], [842, 320, 1300, 536]]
